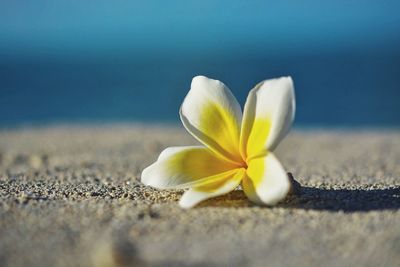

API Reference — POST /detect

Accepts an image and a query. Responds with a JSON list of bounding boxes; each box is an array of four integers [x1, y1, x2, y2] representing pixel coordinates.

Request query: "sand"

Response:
[[0, 125, 399, 267]]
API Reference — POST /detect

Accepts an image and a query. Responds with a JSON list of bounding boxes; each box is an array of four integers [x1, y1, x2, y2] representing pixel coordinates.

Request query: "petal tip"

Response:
[[272, 76, 294, 87], [178, 201, 194, 209], [140, 163, 165, 189], [192, 75, 208, 81], [178, 192, 198, 209], [191, 75, 210, 87], [284, 76, 294, 88], [140, 165, 153, 186], [259, 176, 291, 206], [191, 75, 227, 93]]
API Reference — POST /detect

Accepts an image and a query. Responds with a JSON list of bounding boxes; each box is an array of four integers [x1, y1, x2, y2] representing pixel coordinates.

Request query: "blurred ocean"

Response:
[[0, 1, 399, 127], [1, 48, 399, 127]]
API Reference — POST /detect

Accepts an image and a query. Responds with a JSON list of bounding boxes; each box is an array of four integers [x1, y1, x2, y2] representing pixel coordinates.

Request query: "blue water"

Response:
[[1, 47, 399, 127], [0, 1, 399, 127]]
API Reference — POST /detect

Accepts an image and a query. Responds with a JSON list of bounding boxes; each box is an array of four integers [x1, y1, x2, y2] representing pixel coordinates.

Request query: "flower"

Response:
[[141, 75, 295, 208]]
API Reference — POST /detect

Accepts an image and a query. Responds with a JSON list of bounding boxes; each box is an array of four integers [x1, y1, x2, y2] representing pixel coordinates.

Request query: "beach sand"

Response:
[[0, 125, 399, 267]]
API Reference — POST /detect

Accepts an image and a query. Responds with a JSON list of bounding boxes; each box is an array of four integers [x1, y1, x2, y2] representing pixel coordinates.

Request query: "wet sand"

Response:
[[0, 125, 399, 267]]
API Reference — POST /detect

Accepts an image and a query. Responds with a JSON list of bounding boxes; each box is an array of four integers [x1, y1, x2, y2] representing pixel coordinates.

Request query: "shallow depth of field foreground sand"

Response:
[[0, 125, 399, 267]]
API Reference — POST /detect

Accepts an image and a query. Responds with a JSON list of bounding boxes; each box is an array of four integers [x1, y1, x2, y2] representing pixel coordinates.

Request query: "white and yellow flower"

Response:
[[141, 75, 295, 208]]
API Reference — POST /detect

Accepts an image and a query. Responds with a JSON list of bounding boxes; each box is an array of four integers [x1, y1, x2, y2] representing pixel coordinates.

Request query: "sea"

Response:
[[0, 47, 399, 128]]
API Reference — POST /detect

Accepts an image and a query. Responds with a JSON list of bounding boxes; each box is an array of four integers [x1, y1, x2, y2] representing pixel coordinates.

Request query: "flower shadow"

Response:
[[281, 186, 400, 212], [198, 186, 400, 212]]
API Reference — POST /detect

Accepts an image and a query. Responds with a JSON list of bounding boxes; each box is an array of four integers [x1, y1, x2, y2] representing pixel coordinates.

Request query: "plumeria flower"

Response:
[[142, 76, 295, 208]]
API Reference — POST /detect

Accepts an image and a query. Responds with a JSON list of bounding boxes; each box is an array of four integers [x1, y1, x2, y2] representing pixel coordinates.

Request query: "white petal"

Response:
[[240, 76, 295, 158], [180, 75, 243, 164], [179, 169, 245, 209], [141, 146, 239, 189], [242, 152, 291, 205]]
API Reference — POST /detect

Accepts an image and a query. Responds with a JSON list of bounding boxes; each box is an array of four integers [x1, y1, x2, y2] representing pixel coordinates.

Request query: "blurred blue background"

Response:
[[0, 1, 399, 127]]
